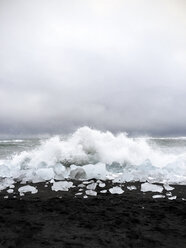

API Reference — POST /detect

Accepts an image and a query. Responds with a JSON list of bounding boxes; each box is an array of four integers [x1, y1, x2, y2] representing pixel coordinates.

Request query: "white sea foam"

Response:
[[0, 127, 186, 191], [0, 139, 24, 143]]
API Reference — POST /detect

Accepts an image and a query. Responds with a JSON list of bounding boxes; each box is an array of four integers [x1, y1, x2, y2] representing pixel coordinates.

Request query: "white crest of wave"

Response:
[[10, 127, 174, 167], [1, 127, 186, 184]]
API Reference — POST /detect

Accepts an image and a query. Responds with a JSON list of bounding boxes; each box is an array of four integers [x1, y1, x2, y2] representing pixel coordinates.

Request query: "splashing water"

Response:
[[0, 127, 186, 187]]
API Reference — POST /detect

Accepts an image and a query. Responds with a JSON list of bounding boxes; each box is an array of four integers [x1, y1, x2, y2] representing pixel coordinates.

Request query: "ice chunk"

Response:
[[99, 182, 106, 188], [83, 180, 94, 185], [85, 190, 97, 196], [141, 183, 163, 193], [0, 178, 15, 191], [127, 185, 137, 191], [109, 186, 124, 194], [7, 189, 14, 194], [70, 168, 86, 179], [166, 192, 172, 197], [36, 168, 55, 181], [9, 185, 15, 189], [168, 196, 177, 200], [152, 194, 165, 199], [18, 185, 38, 194], [106, 162, 124, 173], [78, 184, 85, 188], [163, 184, 174, 191], [86, 182, 97, 190], [75, 192, 82, 196], [100, 190, 107, 193], [52, 181, 73, 191], [54, 163, 65, 178], [83, 163, 106, 180]]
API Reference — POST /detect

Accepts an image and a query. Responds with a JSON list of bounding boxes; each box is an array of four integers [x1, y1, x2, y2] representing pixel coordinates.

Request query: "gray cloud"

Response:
[[0, 0, 186, 136]]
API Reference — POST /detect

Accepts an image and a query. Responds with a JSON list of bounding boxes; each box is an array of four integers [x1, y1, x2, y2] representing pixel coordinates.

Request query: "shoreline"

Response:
[[0, 180, 186, 247], [0, 179, 186, 200]]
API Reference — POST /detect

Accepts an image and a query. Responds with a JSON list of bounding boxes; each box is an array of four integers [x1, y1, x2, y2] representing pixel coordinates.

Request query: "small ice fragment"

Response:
[[152, 195, 165, 199], [44, 184, 48, 187], [100, 190, 107, 193], [9, 185, 15, 189], [182, 198, 186, 201], [166, 192, 172, 197], [84, 195, 88, 198], [87, 183, 97, 190], [141, 183, 163, 193], [168, 196, 177, 200], [78, 184, 85, 188], [83, 180, 94, 185], [52, 181, 73, 192], [18, 185, 38, 194], [127, 186, 137, 191], [7, 189, 13, 194], [109, 186, 124, 194], [75, 192, 82, 196], [164, 184, 174, 191], [79, 188, 83, 191], [4, 195, 8, 199], [99, 182, 106, 188], [85, 190, 97, 196]]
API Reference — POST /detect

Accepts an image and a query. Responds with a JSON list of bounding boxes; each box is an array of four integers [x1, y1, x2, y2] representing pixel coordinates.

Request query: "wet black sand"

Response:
[[0, 181, 186, 248]]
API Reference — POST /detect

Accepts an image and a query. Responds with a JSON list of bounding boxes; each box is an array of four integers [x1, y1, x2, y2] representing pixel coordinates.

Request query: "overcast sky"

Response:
[[0, 0, 186, 136]]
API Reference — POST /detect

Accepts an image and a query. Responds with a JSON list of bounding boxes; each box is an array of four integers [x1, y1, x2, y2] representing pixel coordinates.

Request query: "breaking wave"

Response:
[[0, 127, 186, 185]]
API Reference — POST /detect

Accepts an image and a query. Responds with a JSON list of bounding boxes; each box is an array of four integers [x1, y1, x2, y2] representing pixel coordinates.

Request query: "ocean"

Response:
[[0, 127, 186, 189]]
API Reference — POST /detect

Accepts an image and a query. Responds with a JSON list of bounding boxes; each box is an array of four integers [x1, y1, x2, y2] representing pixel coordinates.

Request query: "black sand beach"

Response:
[[0, 181, 186, 248]]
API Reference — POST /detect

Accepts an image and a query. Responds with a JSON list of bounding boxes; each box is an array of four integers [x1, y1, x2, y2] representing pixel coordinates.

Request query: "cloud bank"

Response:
[[0, 0, 186, 136]]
